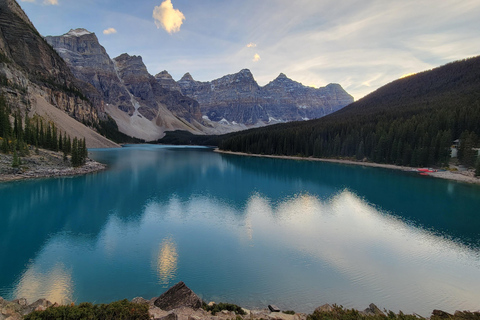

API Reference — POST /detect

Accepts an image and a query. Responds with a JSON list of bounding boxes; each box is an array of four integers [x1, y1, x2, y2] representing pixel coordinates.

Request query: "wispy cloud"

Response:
[[103, 28, 117, 35], [247, 42, 257, 48], [253, 53, 261, 62], [152, 0, 185, 34]]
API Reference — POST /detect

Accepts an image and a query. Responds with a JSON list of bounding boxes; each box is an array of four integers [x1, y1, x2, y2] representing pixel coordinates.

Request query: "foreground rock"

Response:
[[2, 283, 480, 320], [154, 281, 202, 311], [0, 148, 106, 183]]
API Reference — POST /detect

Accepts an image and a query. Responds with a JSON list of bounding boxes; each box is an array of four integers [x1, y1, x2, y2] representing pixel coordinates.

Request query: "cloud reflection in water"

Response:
[[8, 189, 480, 314], [155, 237, 178, 288]]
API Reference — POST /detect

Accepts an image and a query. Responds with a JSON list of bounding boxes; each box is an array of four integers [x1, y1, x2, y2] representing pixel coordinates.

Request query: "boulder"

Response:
[[158, 313, 178, 320], [363, 303, 385, 316], [432, 310, 453, 318], [268, 305, 281, 312], [11, 299, 26, 307], [154, 282, 202, 311], [22, 299, 53, 315], [314, 304, 334, 313]]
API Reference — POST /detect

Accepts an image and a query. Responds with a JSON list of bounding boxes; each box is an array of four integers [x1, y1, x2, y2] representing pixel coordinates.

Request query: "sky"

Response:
[[18, 0, 480, 100]]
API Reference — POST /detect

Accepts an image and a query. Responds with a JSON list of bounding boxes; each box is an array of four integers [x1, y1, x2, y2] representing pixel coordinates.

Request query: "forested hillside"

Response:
[[219, 56, 480, 168]]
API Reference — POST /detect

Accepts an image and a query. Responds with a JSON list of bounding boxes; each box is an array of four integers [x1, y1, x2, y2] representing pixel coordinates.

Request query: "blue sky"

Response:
[[18, 0, 480, 100]]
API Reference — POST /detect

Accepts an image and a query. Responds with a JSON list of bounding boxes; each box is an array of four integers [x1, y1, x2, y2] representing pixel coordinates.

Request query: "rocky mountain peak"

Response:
[[239, 68, 253, 76], [180, 72, 194, 82], [155, 70, 181, 92], [114, 53, 148, 74], [234, 68, 256, 82], [65, 28, 94, 37], [155, 70, 173, 80], [277, 73, 288, 79], [0, 0, 35, 31]]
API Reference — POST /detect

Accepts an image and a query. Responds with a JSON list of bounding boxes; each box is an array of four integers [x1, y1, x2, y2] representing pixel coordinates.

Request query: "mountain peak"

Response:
[[239, 68, 252, 75], [276, 73, 288, 79], [180, 72, 194, 81], [65, 28, 94, 37], [155, 70, 173, 80]]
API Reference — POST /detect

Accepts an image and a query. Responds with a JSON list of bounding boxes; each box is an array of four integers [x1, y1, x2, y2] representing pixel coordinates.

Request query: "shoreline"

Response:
[[214, 149, 480, 185], [0, 149, 107, 183]]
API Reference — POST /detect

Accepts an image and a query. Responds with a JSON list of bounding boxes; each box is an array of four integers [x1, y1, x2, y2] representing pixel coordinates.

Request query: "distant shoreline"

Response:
[[214, 149, 480, 185]]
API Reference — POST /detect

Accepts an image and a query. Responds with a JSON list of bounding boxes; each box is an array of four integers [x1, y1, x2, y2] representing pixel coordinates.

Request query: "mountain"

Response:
[[46, 28, 353, 138], [219, 56, 480, 168], [0, 0, 117, 148], [45, 29, 207, 141], [170, 69, 353, 125]]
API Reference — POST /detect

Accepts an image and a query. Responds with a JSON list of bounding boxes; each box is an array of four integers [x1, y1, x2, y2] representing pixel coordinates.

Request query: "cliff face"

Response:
[[46, 30, 206, 140], [45, 29, 131, 115], [0, 1, 102, 125], [0, 0, 118, 148], [175, 70, 354, 125]]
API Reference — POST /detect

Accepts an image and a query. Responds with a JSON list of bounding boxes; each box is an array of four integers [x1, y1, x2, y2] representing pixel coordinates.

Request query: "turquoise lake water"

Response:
[[1, 145, 479, 315]]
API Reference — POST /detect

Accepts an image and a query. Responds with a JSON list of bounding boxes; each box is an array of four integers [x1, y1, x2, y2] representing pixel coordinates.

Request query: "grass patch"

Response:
[[24, 299, 149, 320]]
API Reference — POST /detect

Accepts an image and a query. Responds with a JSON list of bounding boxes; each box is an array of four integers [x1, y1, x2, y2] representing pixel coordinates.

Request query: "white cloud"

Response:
[[103, 28, 117, 35], [253, 53, 261, 62], [43, 0, 58, 5], [153, 0, 185, 34], [246, 42, 257, 48]]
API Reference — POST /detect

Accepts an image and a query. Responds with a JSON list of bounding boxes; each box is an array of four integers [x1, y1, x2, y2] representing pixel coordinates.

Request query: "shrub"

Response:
[[202, 302, 246, 316], [24, 299, 149, 320]]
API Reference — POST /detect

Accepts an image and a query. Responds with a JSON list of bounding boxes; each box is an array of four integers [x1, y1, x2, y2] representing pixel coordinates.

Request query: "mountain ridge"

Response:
[[166, 68, 354, 125], [0, 0, 117, 148], [218, 55, 480, 169], [45, 29, 208, 141], [46, 27, 353, 138]]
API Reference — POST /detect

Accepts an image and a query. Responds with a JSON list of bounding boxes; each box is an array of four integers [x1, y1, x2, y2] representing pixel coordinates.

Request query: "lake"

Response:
[[1, 145, 479, 315]]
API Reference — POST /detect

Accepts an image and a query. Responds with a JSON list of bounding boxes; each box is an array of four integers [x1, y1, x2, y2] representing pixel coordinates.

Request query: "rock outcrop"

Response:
[[45, 29, 132, 115], [46, 30, 207, 140], [0, 0, 118, 148], [175, 69, 354, 126], [153, 281, 202, 311]]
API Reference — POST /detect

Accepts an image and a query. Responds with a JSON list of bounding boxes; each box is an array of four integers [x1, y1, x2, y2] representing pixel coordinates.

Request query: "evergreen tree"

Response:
[[12, 149, 20, 167], [1, 137, 8, 154], [71, 137, 79, 167], [82, 138, 88, 164], [0, 96, 11, 139]]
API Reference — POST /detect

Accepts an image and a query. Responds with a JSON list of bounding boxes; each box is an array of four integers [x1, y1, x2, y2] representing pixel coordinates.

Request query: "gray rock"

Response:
[[363, 303, 385, 316], [11, 299, 26, 307], [432, 310, 453, 318], [158, 312, 178, 320], [314, 304, 334, 313], [268, 304, 281, 312], [22, 299, 53, 315], [154, 282, 202, 311]]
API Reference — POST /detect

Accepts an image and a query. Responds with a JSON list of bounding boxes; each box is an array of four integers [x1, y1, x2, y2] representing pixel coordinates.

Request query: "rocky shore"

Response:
[[1, 282, 478, 320], [0, 148, 106, 183], [215, 150, 480, 185]]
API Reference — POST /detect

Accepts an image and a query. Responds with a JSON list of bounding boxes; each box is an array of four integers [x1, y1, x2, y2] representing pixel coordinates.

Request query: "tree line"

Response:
[[0, 96, 88, 167], [219, 56, 480, 175]]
